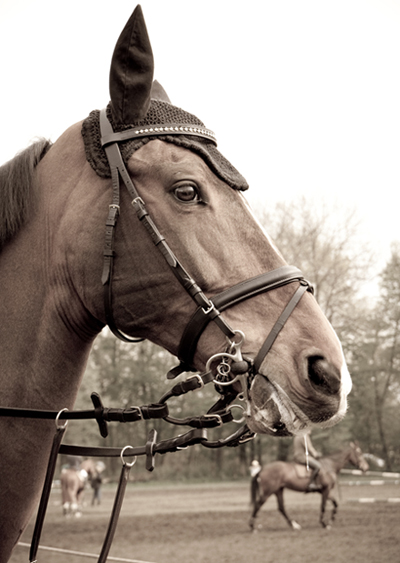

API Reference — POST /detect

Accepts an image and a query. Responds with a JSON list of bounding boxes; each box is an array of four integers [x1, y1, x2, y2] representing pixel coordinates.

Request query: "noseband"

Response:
[[99, 108, 313, 393]]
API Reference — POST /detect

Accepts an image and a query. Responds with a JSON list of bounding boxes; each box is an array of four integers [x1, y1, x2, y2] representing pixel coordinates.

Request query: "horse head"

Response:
[[80, 459, 104, 480], [58, 5, 351, 437], [35, 6, 352, 437]]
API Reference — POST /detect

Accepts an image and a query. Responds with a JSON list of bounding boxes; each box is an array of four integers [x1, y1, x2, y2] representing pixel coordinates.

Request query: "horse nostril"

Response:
[[307, 355, 341, 395]]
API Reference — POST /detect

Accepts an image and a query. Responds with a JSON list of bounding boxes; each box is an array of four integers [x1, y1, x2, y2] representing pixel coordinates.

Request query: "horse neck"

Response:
[[0, 235, 94, 410], [0, 126, 101, 410], [324, 446, 354, 473], [0, 145, 98, 562]]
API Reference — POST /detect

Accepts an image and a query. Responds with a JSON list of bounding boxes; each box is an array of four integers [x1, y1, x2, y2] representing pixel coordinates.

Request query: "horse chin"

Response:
[[246, 376, 308, 436], [245, 373, 348, 437]]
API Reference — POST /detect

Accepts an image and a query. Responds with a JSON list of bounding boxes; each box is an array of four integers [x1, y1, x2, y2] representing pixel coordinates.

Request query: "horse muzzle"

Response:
[[246, 360, 350, 436]]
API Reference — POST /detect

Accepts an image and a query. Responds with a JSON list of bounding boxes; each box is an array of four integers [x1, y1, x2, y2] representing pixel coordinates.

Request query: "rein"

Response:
[[1, 340, 258, 563], [1, 387, 254, 563]]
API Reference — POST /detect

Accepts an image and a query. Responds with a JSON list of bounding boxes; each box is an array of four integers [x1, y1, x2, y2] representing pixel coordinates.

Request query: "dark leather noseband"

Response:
[[178, 266, 312, 372], [99, 108, 313, 376]]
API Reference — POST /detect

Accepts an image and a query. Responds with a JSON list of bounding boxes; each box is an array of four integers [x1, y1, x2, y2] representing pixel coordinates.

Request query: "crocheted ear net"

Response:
[[81, 99, 248, 191]]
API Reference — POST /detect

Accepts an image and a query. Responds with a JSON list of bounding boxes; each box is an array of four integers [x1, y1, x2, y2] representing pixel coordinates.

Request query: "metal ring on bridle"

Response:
[[205, 330, 246, 373], [226, 330, 245, 351], [212, 373, 244, 387], [217, 360, 231, 376], [120, 446, 137, 467], [227, 404, 246, 424], [55, 408, 69, 430]]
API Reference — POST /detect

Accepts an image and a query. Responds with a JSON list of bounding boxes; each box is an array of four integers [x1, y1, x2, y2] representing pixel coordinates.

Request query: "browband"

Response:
[[101, 123, 217, 148]]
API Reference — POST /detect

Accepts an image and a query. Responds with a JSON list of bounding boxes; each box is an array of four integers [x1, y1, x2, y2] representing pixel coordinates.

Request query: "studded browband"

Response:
[[101, 122, 217, 148]]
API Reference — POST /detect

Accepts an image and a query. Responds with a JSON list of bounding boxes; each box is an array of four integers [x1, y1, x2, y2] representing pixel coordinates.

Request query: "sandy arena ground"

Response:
[[11, 481, 400, 563]]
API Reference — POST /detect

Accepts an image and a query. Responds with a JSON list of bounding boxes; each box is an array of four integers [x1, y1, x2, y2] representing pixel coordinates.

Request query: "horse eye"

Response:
[[173, 184, 200, 203]]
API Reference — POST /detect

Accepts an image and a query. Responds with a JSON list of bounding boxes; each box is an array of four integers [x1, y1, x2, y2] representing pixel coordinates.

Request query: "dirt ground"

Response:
[[11, 481, 400, 563]]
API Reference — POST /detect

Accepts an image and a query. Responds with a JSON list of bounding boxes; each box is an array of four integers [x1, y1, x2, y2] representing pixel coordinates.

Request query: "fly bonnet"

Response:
[[81, 6, 248, 191]]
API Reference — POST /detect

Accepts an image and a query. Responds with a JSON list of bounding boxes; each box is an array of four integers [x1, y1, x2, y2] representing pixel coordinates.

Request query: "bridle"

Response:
[[99, 108, 313, 404], [0, 112, 314, 561]]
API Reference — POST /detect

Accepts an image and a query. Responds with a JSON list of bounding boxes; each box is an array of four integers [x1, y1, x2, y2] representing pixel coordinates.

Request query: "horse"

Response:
[[61, 459, 105, 516], [249, 442, 369, 531], [0, 6, 352, 561]]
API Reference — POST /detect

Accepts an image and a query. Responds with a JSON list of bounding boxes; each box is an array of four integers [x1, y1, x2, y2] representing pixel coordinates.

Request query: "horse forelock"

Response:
[[0, 139, 52, 249]]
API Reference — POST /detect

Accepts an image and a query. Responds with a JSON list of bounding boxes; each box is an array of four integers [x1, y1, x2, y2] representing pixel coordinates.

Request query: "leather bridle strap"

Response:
[[100, 114, 143, 343], [99, 109, 236, 343], [252, 280, 311, 374], [97, 451, 135, 563], [30, 416, 67, 563], [177, 265, 312, 369]]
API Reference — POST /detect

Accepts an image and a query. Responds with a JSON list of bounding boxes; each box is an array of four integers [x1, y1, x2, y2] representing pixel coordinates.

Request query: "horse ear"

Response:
[[151, 80, 171, 103], [109, 5, 154, 124]]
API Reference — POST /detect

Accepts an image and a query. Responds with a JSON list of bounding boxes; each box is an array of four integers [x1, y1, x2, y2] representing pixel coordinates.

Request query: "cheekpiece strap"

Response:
[[99, 109, 145, 344], [98, 108, 236, 346]]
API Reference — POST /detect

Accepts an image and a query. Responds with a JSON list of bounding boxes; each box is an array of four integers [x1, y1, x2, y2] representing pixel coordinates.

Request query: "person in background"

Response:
[[91, 461, 105, 506], [293, 430, 322, 492]]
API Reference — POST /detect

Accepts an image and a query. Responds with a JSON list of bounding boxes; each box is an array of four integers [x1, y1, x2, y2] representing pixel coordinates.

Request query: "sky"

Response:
[[1, 0, 399, 287]]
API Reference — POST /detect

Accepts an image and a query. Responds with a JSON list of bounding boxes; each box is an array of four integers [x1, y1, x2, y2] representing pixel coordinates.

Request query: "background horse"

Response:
[[0, 6, 352, 561], [61, 459, 105, 516], [249, 442, 369, 531]]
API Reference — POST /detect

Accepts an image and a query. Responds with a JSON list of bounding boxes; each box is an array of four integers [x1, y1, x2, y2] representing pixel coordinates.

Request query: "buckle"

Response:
[[186, 373, 205, 390], [202, 301, 216, 315], [130, 406, 143, 421], [202, 413, 223, 427]]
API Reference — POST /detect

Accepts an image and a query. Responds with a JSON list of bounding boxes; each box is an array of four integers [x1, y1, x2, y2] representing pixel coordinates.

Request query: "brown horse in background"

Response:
[[61, 458, 105, 516], [249, 442, 369, 530]]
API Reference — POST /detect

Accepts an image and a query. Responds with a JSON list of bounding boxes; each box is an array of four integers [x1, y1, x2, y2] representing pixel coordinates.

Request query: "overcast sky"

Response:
[[1, 0, 399, 287]]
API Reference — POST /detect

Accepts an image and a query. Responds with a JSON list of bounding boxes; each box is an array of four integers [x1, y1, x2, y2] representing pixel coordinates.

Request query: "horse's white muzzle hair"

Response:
[[247, 356, 352, 436]]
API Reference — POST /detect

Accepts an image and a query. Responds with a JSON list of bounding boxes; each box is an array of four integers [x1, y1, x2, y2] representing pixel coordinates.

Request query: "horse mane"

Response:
[[0, 139, 52, 249]]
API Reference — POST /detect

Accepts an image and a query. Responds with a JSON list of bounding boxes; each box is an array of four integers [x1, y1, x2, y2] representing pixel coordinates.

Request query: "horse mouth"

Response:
[[245, 373, 348, 437]]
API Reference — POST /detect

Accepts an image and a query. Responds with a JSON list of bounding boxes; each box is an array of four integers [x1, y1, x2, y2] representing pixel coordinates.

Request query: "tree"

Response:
[[255, 197, 373, 337], [255, 197, 376, 456], [346, 243, 400, 470]]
